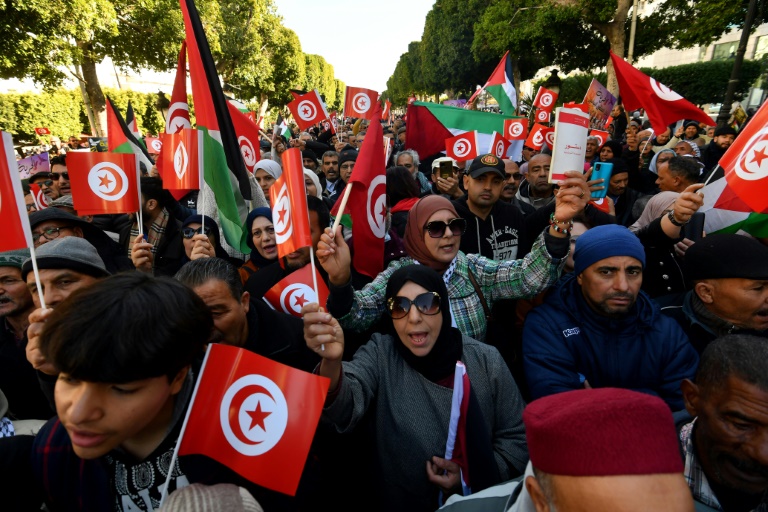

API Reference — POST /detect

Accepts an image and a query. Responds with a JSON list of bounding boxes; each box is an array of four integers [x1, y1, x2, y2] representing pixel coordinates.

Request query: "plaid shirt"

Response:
[[680, 419, 768, 512], [339, 232, 564, 341]]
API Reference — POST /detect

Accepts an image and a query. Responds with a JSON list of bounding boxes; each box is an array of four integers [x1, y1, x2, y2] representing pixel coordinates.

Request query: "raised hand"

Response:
[[316, 225, 352, 286]]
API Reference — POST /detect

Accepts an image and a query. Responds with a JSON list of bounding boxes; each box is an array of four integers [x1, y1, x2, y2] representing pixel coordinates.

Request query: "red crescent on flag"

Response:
[[280, 283, 316, 315], [508, 123, 523, 138], [227, 384, 274, 445], [88, 162, 128, 201], [273, 184, 293, 242], [545, 130, 555, 147], [366, 175, 387, 238]]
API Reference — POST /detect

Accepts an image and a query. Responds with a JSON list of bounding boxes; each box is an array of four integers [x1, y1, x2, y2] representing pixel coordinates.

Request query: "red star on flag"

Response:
[[293, 293, 308, 308], [246, 400, 271, 432], [751, 147, 768, 168], [99, 174, 113, 188], [278, 206, 287, 225]]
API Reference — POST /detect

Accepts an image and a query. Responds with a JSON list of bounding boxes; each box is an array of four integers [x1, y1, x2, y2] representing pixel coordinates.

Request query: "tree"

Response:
[[473, 0, 768, 96]]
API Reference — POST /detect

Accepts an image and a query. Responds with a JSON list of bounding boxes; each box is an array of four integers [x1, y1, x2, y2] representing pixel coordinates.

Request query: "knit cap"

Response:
[[573, 224, 645, 276], [685, 233, 768, 281], [0, 249, 31, 269], [21, 237, 109, 281], [524, 388, 683, 476], [159, 483, 263, 512]]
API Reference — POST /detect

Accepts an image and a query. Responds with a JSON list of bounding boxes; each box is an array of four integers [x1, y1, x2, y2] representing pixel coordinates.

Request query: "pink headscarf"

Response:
[[403, 195, 459, 271]]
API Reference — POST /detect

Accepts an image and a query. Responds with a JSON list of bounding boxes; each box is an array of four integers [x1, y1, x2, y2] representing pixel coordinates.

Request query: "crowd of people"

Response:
[[0, 106, 766, 512]]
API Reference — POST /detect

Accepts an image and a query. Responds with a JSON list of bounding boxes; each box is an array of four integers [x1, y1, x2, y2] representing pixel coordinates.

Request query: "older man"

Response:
[[523, 224, 699, 409], [678, 334, 768, 511], [395, 149, 431, 195], [663, 234, 768, 354], [656, 156, 702, 193], [516, 154, 555, 210], [440, 388, 695, 511]]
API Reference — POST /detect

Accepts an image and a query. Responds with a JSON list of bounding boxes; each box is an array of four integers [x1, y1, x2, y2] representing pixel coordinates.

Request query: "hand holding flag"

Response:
[[270, 148, 312, 260]]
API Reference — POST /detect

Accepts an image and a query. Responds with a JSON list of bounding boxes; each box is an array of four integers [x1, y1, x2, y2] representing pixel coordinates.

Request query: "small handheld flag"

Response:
[[270, 148, 312, 260], [445, 131, 480, 162]]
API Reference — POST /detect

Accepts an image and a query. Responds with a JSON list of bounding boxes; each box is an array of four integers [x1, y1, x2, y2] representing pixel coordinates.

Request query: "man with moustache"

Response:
[[523, 224, 698, 410], [516, 154, 555, 210], [500, 159, 535, 216]]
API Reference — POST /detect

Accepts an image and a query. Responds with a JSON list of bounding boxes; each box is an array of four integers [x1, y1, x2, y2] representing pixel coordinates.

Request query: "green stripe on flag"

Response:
[[201, 128, 249, 252]]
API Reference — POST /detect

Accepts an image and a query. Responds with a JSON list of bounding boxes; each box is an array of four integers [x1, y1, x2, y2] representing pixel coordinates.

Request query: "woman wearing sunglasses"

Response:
[[317, 169, 589, 342], [303, 265, 527, 510]]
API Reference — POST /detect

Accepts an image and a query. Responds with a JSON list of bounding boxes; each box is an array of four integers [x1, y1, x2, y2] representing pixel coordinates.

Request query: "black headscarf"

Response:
[[385, 265, 462, 382], [244, 208, 278, 268]]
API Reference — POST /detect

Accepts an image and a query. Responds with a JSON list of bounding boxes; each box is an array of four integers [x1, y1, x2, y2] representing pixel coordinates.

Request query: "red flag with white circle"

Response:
[[525, 124, 548, 151], [721, 100, 768, 213], [159, 129, 203, 192], [542, 128, 556, 149], [445, 131, 479, 162], [488, 131, 511, 159], [227, 102, 262, 174], [178, 343, 329, 496], [29, 183, 49, 210], [67, 152, 139, 215], [344, 86, 379, 120], [287, 89, 329, 131], [589, 129, 610, 147], [34, 127, 51, 136], [0, 131, 34, 251], [145, 136, 163, 155], [535, 109, 550, 124], [533, 87, 558, 113], [270, 148, 312, 260], [503, 118, 528, 140], [264, 264, 329, 316]]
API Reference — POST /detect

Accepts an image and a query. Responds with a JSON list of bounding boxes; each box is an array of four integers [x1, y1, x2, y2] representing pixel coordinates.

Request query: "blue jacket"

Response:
[[522, 273, 698, 410]]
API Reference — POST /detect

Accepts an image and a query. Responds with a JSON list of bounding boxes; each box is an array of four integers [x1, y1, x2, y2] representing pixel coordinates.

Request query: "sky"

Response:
[[274, 0, 435, 93]]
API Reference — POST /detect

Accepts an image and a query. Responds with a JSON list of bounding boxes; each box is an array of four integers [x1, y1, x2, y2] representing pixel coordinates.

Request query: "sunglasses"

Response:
[[182, 226, 213, 239], [387, 292, 441, 319], [424, 218, 467, 238], [50, 172, 70, 180], [505, 173, 523, 180]]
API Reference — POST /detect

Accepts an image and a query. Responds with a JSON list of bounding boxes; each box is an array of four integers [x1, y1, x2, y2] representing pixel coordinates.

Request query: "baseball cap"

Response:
[[466, 154, 505, 179]]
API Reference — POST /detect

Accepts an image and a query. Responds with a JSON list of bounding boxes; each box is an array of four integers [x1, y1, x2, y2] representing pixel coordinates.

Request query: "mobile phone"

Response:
[[439, 161, 453, 180], [590, 162, 613, 200], [681, 212, 705, 243]]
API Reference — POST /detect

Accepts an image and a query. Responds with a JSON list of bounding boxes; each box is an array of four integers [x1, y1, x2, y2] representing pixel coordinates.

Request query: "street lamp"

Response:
[[156, 91, 170, 121], [543, 70, 562, 94]]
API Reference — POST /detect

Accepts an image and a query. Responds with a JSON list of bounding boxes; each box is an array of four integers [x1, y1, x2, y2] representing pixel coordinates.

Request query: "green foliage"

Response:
[[302, 54, 338, 108], [102, 88, 166, 135], [0, 90, 86, 140]]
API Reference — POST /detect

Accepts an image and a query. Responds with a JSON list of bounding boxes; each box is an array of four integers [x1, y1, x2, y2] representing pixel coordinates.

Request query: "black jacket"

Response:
[[119, 218, 185, 277], [0, 323, 53, 420], [700, 140, 726, 174], [452, 196, 526, 260]]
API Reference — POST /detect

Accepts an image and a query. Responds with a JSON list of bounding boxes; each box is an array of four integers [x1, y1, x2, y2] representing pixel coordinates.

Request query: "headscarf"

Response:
[[254, 160, 282, 180], [649, 149, 676, 174], [600, 139, 624, 160], [244, 208, 277, 267], [677, 139, 701, 158], [629, 192, 679, 233], [181, 215, 230, 261], [403, 196, 460, 272], [303, 168, 322, 198], [385, 265, 462, 382]]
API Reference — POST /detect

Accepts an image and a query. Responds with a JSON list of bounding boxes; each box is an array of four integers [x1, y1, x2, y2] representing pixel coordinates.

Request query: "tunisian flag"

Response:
[[29, 183, 50, 210], [287, 89, 329, 131], [166, 42, 192, 133], [344, 86, 379, 120], [0, 131, 34, 251], [488, 131, 511, 159], [610, 51, 713, 133], [178, 343, 329, 496], [533, 86, 558, 113], [264, 264, 329, 316], [346, 102, 387, 278], [67, 152, 139, 215], [525, 123, 547, 151], [225, 102, 263, 175], [721, 100, 768, 213], [270, 148, 312, 260], [503, 118, 528, 141], [445, 131, 480, 162], [159, 129, 203, 192]]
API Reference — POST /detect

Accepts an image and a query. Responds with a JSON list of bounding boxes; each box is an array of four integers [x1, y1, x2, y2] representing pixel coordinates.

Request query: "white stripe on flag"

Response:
[[2, 132, 34, 247]]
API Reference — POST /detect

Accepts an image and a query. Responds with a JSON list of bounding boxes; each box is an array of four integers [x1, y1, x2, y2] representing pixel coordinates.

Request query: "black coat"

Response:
[[452, 196, 526, 260]]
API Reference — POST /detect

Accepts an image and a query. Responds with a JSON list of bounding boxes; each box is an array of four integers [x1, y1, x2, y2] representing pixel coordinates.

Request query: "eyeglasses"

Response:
[[26, 203, 37, 212], [340, 163, 355, 170], [252, 226, 275, 238], [50, 172, 70, 180], [505, 173, 523, 181], [182, 226, 213, 239], [32, 226, 72, 244], [387, 292, 441, 319], [424, 218, 467, 238]]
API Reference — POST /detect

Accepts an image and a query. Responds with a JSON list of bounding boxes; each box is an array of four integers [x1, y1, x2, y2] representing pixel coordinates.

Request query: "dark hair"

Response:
[[50, 155, 66, 168], [696, 334, 768, 394], [39, 273, 211, 383], [307, 195, 330, 231], [175, 257, 243, 300], [141, 176, 173, 209], [387, 166, 420, 207], [667, 156, 701, 183]]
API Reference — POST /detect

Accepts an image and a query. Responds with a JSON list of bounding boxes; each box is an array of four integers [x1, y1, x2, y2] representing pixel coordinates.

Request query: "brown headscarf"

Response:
[[404, 195, 460, 272]]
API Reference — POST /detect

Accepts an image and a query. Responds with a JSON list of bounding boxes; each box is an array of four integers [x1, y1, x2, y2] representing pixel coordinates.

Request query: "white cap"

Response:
[[431, 156, 459, 169]]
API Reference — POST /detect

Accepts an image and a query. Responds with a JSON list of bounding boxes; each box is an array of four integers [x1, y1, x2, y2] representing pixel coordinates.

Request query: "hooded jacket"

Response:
[[514, 180, 555, 211], [452, 196, 526, 261], [522, 273, 698, 410]]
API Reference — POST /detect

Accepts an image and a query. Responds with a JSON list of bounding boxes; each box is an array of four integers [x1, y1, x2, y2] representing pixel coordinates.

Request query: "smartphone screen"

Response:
[[439, 161, 453, 180]]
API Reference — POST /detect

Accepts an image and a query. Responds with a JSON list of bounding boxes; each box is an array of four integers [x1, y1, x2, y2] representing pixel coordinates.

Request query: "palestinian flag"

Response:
[[483, 51, 517, 115], [227, 97, 249, 114], [276, 113, 293, 141], [125, 102, 143, 139], [106, 97, 154, 174], [406, 101, 525, 161], [700, 177, 768, 237], [180, 0, 252, 253]]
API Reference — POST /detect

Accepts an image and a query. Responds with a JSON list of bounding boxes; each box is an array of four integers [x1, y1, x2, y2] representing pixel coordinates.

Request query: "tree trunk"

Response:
[[512, 56, 522, 113], [258, 94, 269, 120], [78, 41, 106, 137], [77, 64, 98, 137], [595, 0, 632, 99]]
